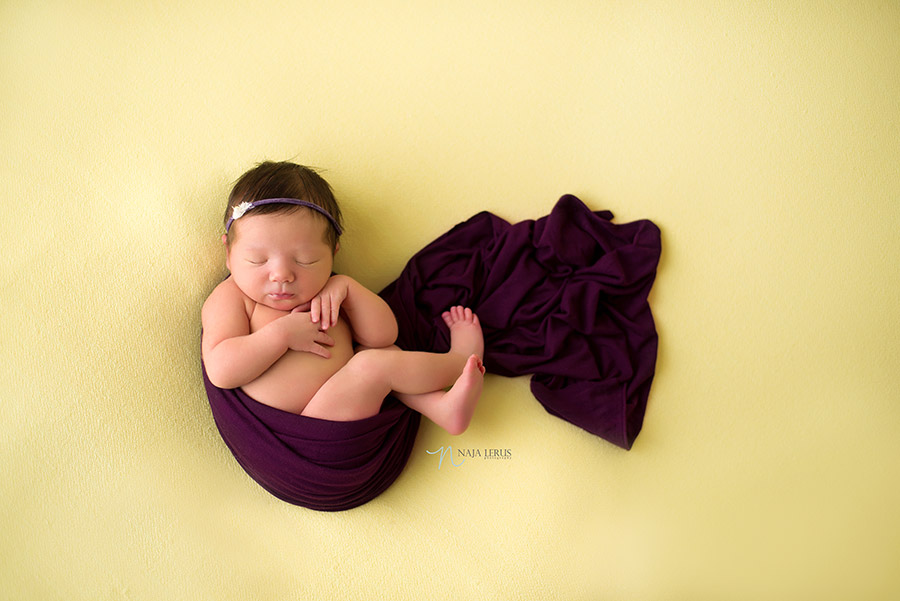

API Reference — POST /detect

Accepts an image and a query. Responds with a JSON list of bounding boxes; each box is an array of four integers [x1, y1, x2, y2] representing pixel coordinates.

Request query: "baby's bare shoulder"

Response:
[[203, 278, 234, 307], [202, 279, 252, 327]]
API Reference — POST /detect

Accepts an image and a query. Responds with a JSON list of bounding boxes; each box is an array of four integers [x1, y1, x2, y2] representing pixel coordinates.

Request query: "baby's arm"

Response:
[[311, 275, 398, 348], [201, 280, 334, 389]]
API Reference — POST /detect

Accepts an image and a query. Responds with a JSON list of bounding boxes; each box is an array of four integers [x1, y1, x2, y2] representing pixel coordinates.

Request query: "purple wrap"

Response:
[[203, 194, 660, 511], [380, 194, 661, 449], [203, 367, 420, 511]]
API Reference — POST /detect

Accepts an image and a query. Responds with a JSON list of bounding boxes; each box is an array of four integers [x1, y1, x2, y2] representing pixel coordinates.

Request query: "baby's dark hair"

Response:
[[225, 161, 343, 250]]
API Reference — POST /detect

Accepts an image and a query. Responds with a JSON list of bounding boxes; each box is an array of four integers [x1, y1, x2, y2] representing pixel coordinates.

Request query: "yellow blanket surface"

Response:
[[2, 2, 899, 599]]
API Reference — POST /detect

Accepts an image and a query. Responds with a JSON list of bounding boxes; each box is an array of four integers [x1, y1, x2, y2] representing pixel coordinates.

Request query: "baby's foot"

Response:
[[441, 354, 486, 435], [441, 306, 484, 360]]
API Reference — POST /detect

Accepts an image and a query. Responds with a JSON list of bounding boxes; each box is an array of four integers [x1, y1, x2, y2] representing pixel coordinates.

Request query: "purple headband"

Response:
[[225, 198, 343, 235]]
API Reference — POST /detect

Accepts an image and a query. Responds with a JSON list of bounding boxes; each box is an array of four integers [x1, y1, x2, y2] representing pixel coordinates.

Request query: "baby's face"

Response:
[[226, 210, 335, 311]]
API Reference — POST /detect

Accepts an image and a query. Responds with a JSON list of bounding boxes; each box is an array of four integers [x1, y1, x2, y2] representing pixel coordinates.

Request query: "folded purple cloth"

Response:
[[202, 195, 660, 511], [380, 194, 660, 449], [203, 366, 420, 511]]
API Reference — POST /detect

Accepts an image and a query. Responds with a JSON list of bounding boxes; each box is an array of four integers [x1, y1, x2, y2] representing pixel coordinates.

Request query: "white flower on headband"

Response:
[[232, 201, 253, 221]]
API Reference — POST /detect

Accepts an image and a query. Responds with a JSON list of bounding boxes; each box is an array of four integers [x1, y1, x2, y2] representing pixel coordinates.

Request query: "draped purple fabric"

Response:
[[203, 366, 420, 511], [202, 194, 660, 511], [380, 195, 661, 449]]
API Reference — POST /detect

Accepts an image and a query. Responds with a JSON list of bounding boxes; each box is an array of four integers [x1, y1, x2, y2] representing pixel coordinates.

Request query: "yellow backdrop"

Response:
[[2, 2, 898, 599]]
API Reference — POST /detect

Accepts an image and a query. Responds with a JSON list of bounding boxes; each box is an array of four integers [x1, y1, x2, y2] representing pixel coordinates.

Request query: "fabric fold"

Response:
[[203, 366, 420, 511], [380, 195, 660, 449]]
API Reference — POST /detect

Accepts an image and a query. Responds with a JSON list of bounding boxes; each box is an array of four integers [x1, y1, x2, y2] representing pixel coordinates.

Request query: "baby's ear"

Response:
[[222, 235, 231, 269], [334, 241, 341, 255]]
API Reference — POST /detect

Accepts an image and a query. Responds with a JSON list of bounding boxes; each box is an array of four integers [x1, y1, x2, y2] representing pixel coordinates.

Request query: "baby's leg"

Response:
[[301, 307, 484, 427], [394, 354, 485, 435]]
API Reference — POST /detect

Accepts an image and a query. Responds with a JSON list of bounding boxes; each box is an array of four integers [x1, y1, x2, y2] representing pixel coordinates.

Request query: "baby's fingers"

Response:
[[318, 297, 332, 330], [316, 331, 335, 347], [328, 295, 341, 328], [308, 296, 322, 324], [309, 345, 331, 359], [308, 332, 334, 359]]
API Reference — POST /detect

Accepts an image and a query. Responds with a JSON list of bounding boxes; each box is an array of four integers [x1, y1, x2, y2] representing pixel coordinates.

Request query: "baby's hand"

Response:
[[278, 311, 335, 358], [303, 275, 350, 330]]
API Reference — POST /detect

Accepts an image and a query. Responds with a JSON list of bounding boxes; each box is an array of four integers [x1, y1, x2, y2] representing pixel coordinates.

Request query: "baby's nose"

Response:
[[269, 266, 294, 283]]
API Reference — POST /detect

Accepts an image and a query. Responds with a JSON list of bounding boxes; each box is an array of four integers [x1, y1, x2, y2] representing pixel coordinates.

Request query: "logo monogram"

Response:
[[425, 446, 465, 469]]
